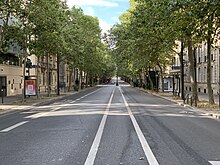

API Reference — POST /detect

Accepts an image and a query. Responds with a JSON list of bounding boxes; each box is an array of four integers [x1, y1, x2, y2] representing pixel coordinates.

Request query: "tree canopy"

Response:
[[0, 0, 114, 81]]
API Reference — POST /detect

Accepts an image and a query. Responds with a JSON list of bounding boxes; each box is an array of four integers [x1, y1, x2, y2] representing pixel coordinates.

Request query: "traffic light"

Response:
[[26, 58, 32, 68]]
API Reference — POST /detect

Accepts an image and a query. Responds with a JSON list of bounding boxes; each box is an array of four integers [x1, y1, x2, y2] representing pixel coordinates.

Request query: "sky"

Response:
[[67, 0, 130, 33]]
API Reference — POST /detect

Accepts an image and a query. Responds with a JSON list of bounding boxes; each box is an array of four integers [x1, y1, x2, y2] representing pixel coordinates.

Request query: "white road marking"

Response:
[[26, 89, 103, 119], [70, 88, 101, 104], [84, 88, 115, 165], [119, 87, 159, 165], [209, 161, 220, 165], [0, 121, 29, 132], [25, 111, 52, 119], [51, 107, 61, 112]]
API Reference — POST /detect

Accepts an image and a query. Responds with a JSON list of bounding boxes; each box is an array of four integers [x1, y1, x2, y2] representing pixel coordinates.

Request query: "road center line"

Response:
[[0, 121, 29, 133], [84, 88, 115, 165], [119, 87, 159, 165]]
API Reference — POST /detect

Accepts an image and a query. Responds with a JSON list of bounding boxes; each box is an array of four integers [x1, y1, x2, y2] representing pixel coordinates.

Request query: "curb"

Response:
[[137, 88, 220, 121], [0, 92, 77, 113], [0, 87, 97, 113], [156, 94, 220, 120], [209, 113, 220, 119]]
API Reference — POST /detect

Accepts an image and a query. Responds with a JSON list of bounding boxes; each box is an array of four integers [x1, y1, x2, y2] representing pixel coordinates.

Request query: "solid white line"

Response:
[[84, 88, 115, 165], [119, 87, 159, 165], [209, 161, 220, 165], [0, 121, 29, 133]]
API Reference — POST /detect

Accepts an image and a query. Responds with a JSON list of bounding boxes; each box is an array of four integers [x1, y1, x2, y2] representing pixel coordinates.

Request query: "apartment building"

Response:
[[161, 41, 181, 93], [0, 33, 23, 96], [184, 42, 220, 94], [168, 41, 220, 95]]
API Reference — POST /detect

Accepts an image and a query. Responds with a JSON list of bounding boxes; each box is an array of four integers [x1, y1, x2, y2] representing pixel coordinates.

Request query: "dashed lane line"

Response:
[[25, 88, 103, 119], [209, 161, 220, 165], [70, 88, 102, 104], [0, 121, 29, 133]]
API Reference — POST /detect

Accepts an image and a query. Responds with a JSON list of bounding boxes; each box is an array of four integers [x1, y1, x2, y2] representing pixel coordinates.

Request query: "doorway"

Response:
[[0, 76, 7, 96]]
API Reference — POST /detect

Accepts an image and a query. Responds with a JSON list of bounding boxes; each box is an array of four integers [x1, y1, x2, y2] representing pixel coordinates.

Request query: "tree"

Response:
[[195, 0, 220, 104], [109, 0, 177, 89]]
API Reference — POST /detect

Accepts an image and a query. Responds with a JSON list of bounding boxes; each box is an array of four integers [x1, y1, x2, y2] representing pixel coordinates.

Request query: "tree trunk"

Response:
[[47, 54, 51, 97], [187, 36, 198, 107], [139, 71, 143, 88], [0, 12, 10, 50], [68, 68, 73, 92], [79, 70, 82, 90], [22, 34, 29, 102], [22, 55, 27, 102], [147, 71, 154, 90], [207, 14, 215, 105], [86, 72, 89, 87], [157, 63, 164, 92], [180, 41, 185, 100], [143, 68, 148, 89], [56, 54, 60, 95], [36, 56, 40, 98], [73, 67, 76, 86]]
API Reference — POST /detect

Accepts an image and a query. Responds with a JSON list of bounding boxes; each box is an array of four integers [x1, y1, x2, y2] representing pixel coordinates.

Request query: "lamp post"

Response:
[[180, 41, 185, 100]]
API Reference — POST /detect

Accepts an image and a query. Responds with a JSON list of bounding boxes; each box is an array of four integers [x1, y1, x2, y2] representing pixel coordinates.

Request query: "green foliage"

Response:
[[109, 0, 177, 78], [1, 0, 114, 81], [109, 0, 220, 80]]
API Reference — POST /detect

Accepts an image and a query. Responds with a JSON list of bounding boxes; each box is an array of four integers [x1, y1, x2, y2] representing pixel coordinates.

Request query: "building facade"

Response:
[[168, 41, 220, 95], [0, 64, 23, 96], [184, 42, 220, 95]]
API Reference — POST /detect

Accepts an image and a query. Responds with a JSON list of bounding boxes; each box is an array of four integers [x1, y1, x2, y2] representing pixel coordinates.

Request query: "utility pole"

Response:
[[194, 48, 198, 107]]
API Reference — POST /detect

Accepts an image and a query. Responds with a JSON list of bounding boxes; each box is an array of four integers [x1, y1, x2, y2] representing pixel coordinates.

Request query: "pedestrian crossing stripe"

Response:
[[209, 161, 220, 165]]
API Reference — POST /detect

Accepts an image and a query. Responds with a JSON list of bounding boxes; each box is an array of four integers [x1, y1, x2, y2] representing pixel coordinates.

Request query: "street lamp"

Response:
[[180, 41, 185, 100]]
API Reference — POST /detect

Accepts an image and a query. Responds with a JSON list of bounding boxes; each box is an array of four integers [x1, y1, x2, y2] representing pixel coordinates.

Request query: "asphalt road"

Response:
[[0, 82, 220, 165]]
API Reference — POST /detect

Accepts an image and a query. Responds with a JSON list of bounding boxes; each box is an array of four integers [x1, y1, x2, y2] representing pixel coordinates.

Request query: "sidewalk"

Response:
[[147, 90, 220, 120], [0, 91, 77, 113]]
